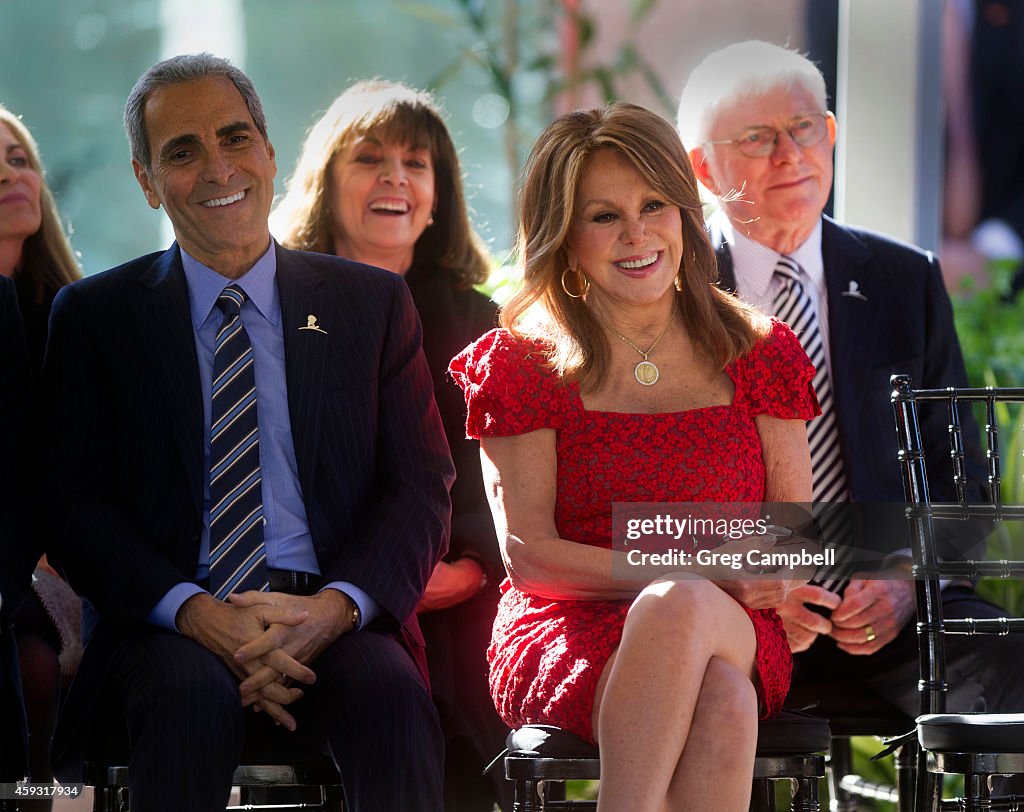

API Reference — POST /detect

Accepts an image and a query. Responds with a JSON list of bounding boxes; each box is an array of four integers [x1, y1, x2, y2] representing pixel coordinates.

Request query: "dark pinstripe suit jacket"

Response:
[[715, 215, 986, 503], [43, 243, 454, 771]]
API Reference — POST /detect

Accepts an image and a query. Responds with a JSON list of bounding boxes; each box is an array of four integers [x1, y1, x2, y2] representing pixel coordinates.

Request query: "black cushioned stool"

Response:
[[503, 709, 830, 811], [83, 716, 344, 811]]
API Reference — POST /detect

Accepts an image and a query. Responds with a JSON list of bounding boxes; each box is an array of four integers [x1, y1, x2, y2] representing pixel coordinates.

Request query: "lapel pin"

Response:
[[841, 280, 867, 301], [299, 314, 327, 335]]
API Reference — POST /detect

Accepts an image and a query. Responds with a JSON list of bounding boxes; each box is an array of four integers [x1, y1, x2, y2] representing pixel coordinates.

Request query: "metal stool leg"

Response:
[[749, 777, 774, 811], [894, 742, 918, 812], [964, 773, 991, 812], [827, 737, 858, 812], [513, 778, 542, 812], [789, 776, 821, 812]]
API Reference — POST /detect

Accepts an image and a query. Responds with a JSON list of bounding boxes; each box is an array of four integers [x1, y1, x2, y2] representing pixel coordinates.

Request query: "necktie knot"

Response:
[[773, 256, 802, 285], [217, 284, 247, 318]]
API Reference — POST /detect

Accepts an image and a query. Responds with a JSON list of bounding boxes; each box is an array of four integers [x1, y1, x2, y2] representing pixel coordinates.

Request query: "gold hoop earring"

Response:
[[561, 266, 590, 299]]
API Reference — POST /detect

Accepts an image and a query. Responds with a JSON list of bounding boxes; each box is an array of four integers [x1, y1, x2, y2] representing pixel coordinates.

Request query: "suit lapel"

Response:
[[715, 217, 882, 429], [136, 245, 204, 516], [821, 216, 881, 429], [710, 219, 738, 294], [276, 245, 328, 500], [714, 244, 738, 294]]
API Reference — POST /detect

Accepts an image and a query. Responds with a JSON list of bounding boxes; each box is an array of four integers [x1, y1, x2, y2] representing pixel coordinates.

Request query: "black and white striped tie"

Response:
[[208, 284, 269, 600], [773, 257, 851, 590]]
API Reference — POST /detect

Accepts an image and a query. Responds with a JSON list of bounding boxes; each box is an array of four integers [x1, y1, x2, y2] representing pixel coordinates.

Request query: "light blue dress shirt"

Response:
[[148, 241, 379, 630]]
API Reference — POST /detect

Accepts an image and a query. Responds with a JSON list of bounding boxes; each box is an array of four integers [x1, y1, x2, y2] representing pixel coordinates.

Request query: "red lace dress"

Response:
[[449, 319, 819, 743]]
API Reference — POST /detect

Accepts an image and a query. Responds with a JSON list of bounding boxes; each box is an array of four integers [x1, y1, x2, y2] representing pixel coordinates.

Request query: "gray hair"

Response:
[[124, 52, 268, 171], [677, 40, 828, 151]]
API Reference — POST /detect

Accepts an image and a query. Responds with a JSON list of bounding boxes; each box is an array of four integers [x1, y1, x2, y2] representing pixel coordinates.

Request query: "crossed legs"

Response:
[[591, 578, 760, 812]]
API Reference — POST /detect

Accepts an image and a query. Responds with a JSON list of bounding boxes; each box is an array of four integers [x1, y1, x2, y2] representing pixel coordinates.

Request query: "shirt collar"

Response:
[[719, 213, 825, 296], [180, 240, 280, 329], [788, 219, 825, 293]]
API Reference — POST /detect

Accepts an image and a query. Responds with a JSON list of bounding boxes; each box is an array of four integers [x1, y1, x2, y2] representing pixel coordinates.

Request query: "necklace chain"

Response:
[[594, 300, 678, 360], [592, 301, 678, 386]]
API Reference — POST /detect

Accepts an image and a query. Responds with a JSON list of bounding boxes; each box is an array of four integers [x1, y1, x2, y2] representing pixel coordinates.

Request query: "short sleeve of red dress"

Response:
[[732, 318, 821, 421], [449, 328, 570, 438]]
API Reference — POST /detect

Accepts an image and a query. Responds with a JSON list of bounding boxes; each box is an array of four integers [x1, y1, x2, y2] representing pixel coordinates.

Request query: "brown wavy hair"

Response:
[[0, 104, 81, 299], [273, 79, 490, 288], [501, 102, 765, 387]]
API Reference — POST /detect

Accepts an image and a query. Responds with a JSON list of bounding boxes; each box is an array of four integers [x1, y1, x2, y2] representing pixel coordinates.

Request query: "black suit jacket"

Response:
[[1, 275, 32, 779], [715, 216, 986, 504], [42, 243, 454, 772], [404, 261, 500, 576]]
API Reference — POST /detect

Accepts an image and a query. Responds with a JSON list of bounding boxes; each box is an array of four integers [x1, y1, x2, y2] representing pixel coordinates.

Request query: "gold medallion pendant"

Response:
[[634, 359, 660, 386]]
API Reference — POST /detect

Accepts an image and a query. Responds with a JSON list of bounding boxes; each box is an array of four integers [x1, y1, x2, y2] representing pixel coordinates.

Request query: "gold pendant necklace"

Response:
[[594, 301, 678, 386]]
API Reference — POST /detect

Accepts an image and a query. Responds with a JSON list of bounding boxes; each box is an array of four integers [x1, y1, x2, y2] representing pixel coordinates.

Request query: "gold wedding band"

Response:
[[864, 623, 877, 643]]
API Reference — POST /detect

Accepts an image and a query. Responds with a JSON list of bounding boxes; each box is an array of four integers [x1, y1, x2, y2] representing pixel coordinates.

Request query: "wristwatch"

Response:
[[347, 595, 361, 631]]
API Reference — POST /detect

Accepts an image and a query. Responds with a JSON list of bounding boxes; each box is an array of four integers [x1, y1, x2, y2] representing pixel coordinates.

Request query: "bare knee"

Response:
[[698, 658, 758, 736], [625, 578, 721, 640], [623, 579, 757, 665]]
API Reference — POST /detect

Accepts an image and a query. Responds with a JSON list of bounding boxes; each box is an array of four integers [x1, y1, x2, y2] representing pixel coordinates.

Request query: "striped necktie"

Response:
[[772, 258, 851, 590], [208, 284, 268, 600]]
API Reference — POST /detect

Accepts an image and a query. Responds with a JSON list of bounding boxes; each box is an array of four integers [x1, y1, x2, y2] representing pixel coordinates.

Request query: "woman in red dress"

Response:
[[450, 103, 818, 811]]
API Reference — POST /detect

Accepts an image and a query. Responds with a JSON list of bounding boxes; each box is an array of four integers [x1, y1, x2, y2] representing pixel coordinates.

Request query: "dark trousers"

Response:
[[792, 587, 1024, 715], [96, 626, 442, 812]]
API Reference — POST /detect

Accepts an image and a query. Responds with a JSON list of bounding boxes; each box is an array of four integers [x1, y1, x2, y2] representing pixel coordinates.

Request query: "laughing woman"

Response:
[[273, 80, 510, 811]]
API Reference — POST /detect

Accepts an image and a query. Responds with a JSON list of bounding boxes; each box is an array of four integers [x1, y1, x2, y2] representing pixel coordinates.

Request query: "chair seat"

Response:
[[917, 713, 1024, 752], [506, 709, 831, 759], [785, 682, 913, 737], [756, 710, 832, 756]]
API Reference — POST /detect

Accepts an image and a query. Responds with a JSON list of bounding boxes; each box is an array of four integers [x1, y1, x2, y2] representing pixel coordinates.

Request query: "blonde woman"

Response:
[[0, 104, 81, 810]]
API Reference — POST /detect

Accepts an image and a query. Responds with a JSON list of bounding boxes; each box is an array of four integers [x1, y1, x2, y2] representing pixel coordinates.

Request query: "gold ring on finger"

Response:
[[864, 623, 877, 643]]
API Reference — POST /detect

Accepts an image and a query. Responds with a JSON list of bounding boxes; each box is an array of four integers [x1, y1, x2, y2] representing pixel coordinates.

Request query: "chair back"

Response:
[[891, 374, 1024, 719], [891, 375, 1024, 812]]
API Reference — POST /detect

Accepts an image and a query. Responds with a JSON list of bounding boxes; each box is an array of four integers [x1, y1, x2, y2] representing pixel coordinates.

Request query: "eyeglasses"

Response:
[[705, 113, 832, 158]]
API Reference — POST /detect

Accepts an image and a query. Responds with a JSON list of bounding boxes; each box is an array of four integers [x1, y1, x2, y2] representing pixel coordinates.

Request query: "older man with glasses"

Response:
[[678, 40, 1024, 721]]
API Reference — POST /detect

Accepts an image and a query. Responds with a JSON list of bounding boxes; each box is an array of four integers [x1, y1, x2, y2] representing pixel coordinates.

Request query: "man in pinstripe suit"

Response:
[[680, 40, 1024, 720], [42, 54, 454, 811]]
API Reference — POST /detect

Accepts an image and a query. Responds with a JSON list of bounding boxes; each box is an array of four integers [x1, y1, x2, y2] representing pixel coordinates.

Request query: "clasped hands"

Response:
[[778, 569, 916, 655], [177, 588, 355, 731]]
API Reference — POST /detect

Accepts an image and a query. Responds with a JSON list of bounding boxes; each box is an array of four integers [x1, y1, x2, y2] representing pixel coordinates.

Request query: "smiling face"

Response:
[[328, 135, 435, 275], [0, 122, 43, 257], [567, 148, 683, 318], [132, 75, 277, 278], [690, 83, 836, 253]]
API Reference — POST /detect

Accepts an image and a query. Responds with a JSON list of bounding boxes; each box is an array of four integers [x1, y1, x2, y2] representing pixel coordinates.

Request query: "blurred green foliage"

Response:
[[951, 260, 1024, 614], [952, 261, 1024, 390], [840, 261, 1024, 811]]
